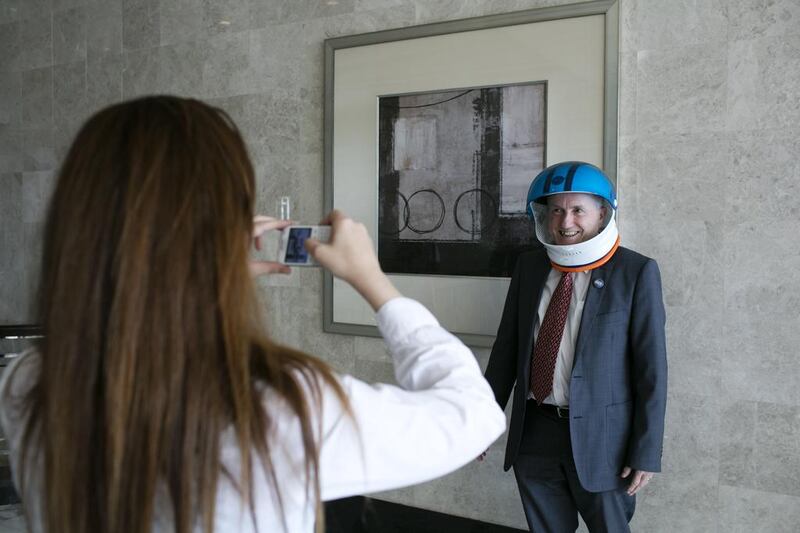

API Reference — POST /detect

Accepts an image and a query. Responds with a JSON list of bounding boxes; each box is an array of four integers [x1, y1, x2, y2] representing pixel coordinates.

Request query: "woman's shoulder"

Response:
[[259, 365, 354, 434]]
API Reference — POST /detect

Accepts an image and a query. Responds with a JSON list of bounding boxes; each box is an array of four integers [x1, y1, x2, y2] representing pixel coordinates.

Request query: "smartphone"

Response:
[[278, 225, 331, 266]]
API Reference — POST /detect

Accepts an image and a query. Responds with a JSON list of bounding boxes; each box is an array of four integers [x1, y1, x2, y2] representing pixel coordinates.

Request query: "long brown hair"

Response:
[[20, 96, 347, 532]]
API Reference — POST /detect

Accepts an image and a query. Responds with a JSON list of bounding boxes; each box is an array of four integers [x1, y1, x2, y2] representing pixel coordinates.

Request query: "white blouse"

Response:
[[0, 297, 506, 532]]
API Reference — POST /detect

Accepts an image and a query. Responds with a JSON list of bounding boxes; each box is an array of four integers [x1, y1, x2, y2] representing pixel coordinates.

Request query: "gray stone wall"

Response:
[[1, 0, 799, 530]]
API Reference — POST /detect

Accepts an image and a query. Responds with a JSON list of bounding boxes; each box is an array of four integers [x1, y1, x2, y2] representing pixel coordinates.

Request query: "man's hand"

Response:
[[476, 450, 487, 462], [620, 466, 655, 495]]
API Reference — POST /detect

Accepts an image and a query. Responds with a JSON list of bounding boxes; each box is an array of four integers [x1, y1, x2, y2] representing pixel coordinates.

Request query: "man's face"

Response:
[[546, 193, 607, 245]]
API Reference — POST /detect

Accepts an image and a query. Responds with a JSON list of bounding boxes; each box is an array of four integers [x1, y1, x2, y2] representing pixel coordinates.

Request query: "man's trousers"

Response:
[[513, 399, 635, 533]]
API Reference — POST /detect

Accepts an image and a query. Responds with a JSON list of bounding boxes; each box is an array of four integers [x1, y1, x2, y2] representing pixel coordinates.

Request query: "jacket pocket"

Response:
[[593, 309, 628, 327]]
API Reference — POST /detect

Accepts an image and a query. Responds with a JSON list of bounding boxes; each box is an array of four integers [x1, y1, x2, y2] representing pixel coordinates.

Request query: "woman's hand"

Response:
[[305, 210, 400, 310], [249, 215, 293, 277]]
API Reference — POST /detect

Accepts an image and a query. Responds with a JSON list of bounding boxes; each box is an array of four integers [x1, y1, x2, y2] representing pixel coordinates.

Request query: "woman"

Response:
[[0, 96, 505, 533]]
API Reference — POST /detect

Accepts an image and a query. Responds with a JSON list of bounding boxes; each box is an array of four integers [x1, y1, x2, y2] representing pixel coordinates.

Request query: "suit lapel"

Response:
[[519, 253, 550, 372], [573, 253, 618, 365]]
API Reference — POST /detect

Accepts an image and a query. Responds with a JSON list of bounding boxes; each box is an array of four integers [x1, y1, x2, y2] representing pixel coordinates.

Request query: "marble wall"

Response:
[[1, 0, 799, 530]]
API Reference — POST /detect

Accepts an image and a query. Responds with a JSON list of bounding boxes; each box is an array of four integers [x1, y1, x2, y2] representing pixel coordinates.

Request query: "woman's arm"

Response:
[[317, 297, 506, 500]]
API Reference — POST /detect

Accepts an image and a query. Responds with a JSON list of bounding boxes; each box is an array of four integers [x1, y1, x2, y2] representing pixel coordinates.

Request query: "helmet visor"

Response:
[[530, 195, 614, 246]]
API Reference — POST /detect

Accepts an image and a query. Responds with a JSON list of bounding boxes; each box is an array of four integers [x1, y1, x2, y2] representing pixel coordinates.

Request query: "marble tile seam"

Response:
[[718, 480, 800, 499]]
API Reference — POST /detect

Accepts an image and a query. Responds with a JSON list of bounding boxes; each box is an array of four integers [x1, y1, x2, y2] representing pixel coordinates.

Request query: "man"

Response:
[[483, 161, 667, 532]]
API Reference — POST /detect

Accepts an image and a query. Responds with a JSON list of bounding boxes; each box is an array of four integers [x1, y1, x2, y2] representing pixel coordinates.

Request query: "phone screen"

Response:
[[284, 227, 313, 264]]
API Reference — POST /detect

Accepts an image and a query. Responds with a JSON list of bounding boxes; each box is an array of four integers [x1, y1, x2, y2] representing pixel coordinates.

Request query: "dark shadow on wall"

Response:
[[325, 496, 526, 533]]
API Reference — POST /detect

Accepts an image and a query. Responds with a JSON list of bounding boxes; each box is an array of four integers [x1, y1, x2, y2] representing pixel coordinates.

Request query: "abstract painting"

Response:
[[378, 83, 547, 277]]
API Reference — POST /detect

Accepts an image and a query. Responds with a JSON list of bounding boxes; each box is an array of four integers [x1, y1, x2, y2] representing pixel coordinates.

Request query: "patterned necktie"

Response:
[[530, 272, 574, 405]]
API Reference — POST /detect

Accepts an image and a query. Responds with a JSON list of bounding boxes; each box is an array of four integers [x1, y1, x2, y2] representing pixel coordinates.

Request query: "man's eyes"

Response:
[[550, 207, 590, 215]]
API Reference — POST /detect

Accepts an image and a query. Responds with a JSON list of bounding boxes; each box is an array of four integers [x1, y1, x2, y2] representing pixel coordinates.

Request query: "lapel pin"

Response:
[[593, 279, 605, 289]]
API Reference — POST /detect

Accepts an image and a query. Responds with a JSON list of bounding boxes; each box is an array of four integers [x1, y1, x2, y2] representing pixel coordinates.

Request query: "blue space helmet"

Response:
[[525, 161, 617, 220]]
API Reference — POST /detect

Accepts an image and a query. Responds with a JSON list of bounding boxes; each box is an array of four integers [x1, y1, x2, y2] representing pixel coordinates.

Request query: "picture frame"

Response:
[[323, 0, 619, 347]]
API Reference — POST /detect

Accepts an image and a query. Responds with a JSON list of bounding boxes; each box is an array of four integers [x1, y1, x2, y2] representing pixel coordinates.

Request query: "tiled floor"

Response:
[[0, 504, 26, 532]]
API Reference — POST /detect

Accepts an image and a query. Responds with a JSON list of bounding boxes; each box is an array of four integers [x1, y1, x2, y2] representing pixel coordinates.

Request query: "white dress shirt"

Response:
[[0, 297, 506, 533], [530, 269, 591, 407]]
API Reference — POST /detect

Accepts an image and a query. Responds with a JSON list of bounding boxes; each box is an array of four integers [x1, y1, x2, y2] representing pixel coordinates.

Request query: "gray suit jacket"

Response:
[[484, 246, 667, 492]]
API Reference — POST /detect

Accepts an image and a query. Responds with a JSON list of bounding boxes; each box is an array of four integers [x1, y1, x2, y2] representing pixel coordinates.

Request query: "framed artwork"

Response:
[[378, 82, 546, 278], [323, 0, 619, 347]]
